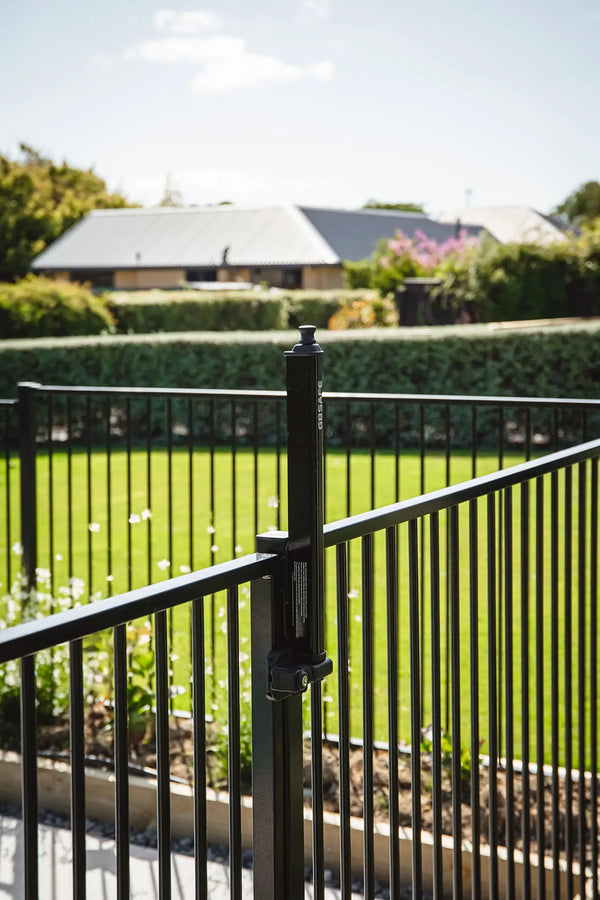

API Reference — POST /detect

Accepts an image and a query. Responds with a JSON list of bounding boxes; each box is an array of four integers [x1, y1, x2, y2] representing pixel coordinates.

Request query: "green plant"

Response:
[[0, 276, 115, 338], [327, 293, 397, 329], [421, 727, 471, 788]]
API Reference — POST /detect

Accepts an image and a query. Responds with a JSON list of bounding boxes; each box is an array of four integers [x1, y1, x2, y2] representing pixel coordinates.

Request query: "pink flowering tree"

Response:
[[373, 228, 479, 297]]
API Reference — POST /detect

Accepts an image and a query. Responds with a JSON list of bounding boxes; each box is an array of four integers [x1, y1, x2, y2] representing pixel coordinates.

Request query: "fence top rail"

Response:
[[0, 552, 277, 664], [323, 436, 600, 546], [15, 382, 600, 410], [324, 390, 600, 409], [0, 399, 17, 408], [18, 383, 286, 401]]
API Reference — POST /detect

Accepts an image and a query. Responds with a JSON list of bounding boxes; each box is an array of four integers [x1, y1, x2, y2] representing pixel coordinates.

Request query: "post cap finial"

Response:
[[285, 324, 323, 356]]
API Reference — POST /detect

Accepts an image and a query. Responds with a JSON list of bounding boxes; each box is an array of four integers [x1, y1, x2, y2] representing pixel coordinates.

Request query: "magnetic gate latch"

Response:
[[267, 650, 333, 701]]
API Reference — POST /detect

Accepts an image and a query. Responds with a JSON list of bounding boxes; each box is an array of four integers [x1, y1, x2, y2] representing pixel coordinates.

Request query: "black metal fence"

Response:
[[0, 328, 598, 898]]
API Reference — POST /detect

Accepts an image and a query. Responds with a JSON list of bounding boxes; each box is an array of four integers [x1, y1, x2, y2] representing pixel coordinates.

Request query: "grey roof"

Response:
[[299, 207, 475, 260], [32, 204, 480, 272], [436, 206, 568, 245]]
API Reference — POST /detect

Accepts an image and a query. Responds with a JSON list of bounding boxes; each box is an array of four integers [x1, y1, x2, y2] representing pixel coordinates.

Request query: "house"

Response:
[[436, 205, 570, 246], [31, 204, 479, 291]]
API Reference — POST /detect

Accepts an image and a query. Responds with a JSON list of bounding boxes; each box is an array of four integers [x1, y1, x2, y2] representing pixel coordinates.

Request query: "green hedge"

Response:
[[107, 289, 369, 333], [2, 322, 600, 447], [0, 277, 115, 338], [107, 290, 288, 332]]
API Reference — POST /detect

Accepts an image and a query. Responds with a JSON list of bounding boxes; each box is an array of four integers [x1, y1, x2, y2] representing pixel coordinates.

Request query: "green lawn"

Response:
[[0, 446, 597, 768]]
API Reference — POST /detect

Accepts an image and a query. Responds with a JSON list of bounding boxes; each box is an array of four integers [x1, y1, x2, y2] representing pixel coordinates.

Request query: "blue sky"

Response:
[[2, 0, 598, 213]]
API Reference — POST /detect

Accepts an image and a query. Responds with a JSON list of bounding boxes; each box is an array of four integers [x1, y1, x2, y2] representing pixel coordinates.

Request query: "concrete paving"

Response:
[[0, 814, 363, 899]]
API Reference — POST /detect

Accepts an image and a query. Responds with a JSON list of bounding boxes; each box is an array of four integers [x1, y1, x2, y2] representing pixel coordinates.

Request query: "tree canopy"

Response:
[[0, 144, 132, 281], [554, 181, 600, 224], [363, 200, 426, 214]]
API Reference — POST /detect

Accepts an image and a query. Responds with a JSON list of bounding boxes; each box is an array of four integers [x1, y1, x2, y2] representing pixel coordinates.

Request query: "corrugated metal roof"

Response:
[[32, 206, 340, 270], [32, 204, 482, 272], [436, 206, 567, 246], [298, 207, 474, 259]]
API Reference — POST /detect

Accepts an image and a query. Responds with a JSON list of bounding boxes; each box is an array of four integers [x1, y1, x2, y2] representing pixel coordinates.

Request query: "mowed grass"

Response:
[[0, 445, 597, 767]]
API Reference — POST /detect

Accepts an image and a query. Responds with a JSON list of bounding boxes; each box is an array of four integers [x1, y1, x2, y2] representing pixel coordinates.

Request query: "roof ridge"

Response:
[[288, 205, 341, 264]]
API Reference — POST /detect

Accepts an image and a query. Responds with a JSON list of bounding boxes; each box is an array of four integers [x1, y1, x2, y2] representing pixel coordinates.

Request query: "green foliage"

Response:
[[108, 290, 288, 333], [328, 293, 397, 329], [554, 181, 600, 224], [0, 276, 116, 338], [285, 291, 353, 329], [343, 259, 374, 289], [0, 143, 132, 282], [437, 229, 600, 322], [363, 200, 425, 213], [2, 323, 600, 448]]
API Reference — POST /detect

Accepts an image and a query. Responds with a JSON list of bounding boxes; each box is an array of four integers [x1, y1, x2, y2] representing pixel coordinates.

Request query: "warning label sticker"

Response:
[[292, 560, 309, 634]]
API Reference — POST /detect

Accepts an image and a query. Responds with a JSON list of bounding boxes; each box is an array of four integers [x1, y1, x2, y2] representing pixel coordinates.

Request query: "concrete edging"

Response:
[[0, 752, 573, 898]]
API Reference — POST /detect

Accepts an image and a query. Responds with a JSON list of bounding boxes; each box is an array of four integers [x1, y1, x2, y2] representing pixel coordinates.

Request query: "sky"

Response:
[[1, 0, 598, 215]]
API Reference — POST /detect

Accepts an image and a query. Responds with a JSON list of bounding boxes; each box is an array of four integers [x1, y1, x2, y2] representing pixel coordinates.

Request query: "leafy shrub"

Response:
[[108, 290, 287, 333], [343, 260, 374, 289], [0, 276, 115, 338], [328, 293, 397, 329]]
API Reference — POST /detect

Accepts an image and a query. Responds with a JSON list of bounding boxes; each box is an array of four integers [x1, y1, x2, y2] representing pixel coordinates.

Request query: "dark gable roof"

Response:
[[299, 207, 469, 260]]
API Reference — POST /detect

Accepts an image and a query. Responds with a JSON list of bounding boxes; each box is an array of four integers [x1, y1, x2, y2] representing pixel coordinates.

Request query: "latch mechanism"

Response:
[[267, 648, 333, 701]]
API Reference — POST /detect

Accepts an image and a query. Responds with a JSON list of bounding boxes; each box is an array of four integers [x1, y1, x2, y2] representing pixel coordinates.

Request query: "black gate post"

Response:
[[251, 326, 332, 899], [17, 383, 40, 593]]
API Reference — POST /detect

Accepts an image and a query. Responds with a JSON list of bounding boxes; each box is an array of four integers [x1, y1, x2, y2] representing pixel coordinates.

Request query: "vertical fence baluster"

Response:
[[192, 596, 208, 899], [85, 396, 92, 599], [18, 382, 39, 592], [167, 399, 174, 709], [520, 480, 532, 900], [578, 461, 587, 899], [155, 609, 171, 900], [20, 653, 38, 900], [430, 512, 443, 898], [408, 519, 422, 898], [386, 525, 400, 896], [47, 397, 55, 596], [227, 585, 243, 900], [590, 458, 598, 900], [487, 493, 499, 900], [550, 471, 560, 898], [67, 395, 73, 582], [336, 542, 352, 899], [146, 398, 152, 586], [504, 488, 516, 898], [114, 622, 130, 899], [275, 400, 282, 532], [564, 466, 574, 898], [535, 476, 546, 900], [362, 532, 375, 899], [231, 400, 237, 558], [469, 498, 481, 898], [70, 638, 86, 899], [126, 399, 132, 591], [449, 505, 462, 899], [105, 396, 113, 595]]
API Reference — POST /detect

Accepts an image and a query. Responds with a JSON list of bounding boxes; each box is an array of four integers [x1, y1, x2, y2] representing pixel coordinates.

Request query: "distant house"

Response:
[[31, 205, 479, 291], [437, 205, 570, 246]]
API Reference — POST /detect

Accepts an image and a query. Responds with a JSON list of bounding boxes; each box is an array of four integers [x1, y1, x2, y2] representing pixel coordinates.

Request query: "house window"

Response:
[[186, 268, 217, 282], [282, 268, 302, 289], [70, 270, 114, 289]]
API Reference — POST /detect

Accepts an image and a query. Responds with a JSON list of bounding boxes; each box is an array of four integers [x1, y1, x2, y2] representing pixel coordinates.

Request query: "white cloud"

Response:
[[306, 60, 334, 82], [190, 52, 305, 93], [298, 0, 330, 21], [124, 11, 334, 92], [154, 9, 224, 34], [125, 36, 245, 65], [130, 168, 327, 207], [89, 51, 115, 69]]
